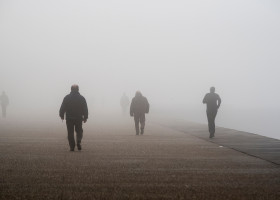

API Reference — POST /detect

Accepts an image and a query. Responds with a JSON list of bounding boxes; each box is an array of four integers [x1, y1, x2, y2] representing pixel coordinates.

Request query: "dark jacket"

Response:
[[59, 91, 88, 120], [203, 92, 221, 111], [130, 94, 149, 116], [0, 94, 9, 107]]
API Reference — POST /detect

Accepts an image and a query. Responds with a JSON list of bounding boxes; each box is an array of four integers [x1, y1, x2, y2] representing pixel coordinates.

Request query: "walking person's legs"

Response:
[[134, 115, 140, 135], [212, 110, 217, 136], [66, 119, 76, 151], [207, 110, 217, 138], [1, 106, 6, 118], [3, 106, 6, 117], [75, 120, 83, 150], [140, 114, 145, 135], [206, 111, 212, 136]]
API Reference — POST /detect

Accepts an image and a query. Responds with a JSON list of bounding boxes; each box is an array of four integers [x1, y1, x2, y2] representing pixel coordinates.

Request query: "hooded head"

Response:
[[135, 91, 142, 97], [71, 84, 79, 93], [210, 87, 215, 93]]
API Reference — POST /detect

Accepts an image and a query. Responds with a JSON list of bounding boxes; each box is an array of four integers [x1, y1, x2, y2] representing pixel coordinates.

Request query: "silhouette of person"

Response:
[[59, 85, 88, 151], [130, 91, 149, 135], [120, 93, 130, 115], [203, 87, 221, 138], [0, 91, 9, 118]]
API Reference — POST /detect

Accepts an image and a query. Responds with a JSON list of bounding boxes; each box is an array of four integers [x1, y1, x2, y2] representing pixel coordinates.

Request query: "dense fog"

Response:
[[1, 0, 280, 139]]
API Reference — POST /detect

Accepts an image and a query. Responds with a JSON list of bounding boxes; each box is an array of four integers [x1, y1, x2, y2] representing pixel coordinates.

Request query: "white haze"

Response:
[[0, 0, 280, 139]]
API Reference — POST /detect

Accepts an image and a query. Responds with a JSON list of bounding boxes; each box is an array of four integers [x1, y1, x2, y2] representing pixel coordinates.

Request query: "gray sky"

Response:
[[0, 0, 280, 137]]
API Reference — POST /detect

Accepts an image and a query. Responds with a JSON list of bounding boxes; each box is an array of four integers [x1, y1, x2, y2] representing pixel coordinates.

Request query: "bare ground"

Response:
[[0, 118, 279, 200]]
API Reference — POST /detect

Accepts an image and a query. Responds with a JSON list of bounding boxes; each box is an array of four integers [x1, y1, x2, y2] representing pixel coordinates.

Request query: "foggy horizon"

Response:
[[1, 0, 280, 139]]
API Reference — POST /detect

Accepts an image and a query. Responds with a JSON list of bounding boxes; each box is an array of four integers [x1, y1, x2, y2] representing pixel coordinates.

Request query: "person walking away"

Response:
[[120, 93, 130, 116], [130, 91, 149, 135], [0, 91, 9, 118], [203, 87, 221, 138], [60, 85, 88, 151]]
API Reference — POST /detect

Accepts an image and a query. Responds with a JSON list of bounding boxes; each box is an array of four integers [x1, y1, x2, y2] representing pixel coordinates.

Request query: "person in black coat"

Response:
[[120, 93, 130, 116], [0, 91, 9, 118], [60, 85, 88, 151], [203, 87, 221, 138], [130, 91, 149, 135]]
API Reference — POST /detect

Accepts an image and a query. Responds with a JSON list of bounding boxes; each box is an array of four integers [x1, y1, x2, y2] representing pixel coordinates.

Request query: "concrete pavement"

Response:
[[161, 118, 280, 165], [0, 119, 279, 199]]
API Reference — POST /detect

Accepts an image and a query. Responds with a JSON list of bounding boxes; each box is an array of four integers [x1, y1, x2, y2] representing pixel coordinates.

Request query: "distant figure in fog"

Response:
[[59, 85, 88, 151], [0, 91, 9, 118], [130, 91, 149, 135], [120, 93, 130, 115], [203, 87, 221, 138]]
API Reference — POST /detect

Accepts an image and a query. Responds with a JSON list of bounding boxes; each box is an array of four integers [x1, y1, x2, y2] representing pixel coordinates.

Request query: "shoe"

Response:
[[70, 149, 74, 151], [77, 144, 82, 151]]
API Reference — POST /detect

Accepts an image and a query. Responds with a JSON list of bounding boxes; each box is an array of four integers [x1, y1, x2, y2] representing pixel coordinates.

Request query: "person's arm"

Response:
[[59, 97, 66, 120], [145, 98, 150, 114], [217, 95, 221, 109], [82, 98, 88, 123], [202, 94, 207, 104]]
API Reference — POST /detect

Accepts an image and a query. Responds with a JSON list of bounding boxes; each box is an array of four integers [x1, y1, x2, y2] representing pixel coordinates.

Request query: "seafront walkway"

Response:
[[160, 118, 280, 165], [0, 119, 279, 199]]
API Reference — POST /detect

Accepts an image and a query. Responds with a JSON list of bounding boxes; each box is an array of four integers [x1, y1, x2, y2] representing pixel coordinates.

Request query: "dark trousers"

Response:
[[134, 113, 145, 134], [1, 106, 6, 118], [66, 119, 83, 149], [207, 109, 217, 137]]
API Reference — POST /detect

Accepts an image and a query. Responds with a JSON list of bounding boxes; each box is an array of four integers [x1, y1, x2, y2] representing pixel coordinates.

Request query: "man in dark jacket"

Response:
[[60, 85, 88, 151], [203, 87, 221, 138], [0, 91, 9, 118], [130, 91, 149, 135]]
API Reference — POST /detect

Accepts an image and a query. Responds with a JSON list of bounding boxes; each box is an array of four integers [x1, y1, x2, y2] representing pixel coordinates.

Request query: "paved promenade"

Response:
[[161, 118, 280, 165], [0, 119, 279, 200]]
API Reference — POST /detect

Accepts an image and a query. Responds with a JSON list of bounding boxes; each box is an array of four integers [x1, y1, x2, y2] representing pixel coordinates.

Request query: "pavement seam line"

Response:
[[157, 123, 280, 167]]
